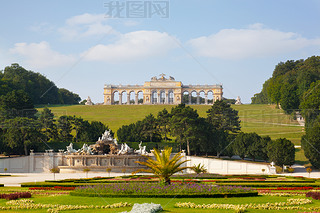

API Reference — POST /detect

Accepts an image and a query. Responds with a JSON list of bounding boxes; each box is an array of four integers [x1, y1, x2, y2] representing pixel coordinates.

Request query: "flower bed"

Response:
[[70, 182, 257, 198], [216, 182, 320, 188], [258, 190, 306, 196], [257, 187, 320, 191], [28, 186, 75, 191], [21, 182, 96, 187], [0, 192, 31, 200], [216, 180, 315, 183], [2, 199, 131, 212], [175, 198, 316, 211], [306, 192, 320, 200]]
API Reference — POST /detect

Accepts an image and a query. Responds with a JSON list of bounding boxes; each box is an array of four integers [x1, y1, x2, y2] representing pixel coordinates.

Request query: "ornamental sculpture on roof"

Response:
[[103, 74, 223, 105]]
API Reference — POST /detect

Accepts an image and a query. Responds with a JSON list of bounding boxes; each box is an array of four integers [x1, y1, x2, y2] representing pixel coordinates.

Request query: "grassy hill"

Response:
[[38, 104, 304, 144], [37, 104, 308, 165]]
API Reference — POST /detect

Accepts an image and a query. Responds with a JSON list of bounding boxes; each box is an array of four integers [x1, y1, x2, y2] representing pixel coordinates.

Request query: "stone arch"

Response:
[[113, 90, 120, 105], [191, 90, 197, 104], [199, 90, 205, 104], [129, 90, 135, 104], [160, 90, 166, 104], [137, 90, 143, 104], [182, 90, 190, 104], [168, 90, 174, 104], [207, 90, 214, 104], [120, 90, 127, 105], [152, 90, 158, 104]]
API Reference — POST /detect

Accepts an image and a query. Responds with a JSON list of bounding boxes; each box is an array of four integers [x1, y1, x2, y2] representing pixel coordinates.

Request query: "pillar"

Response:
[[205, 94, 208, 105], [188, 93, 191, 104], [135, 94, 138, 105], [29, 150, 34, 172], [158, 92, 161, 104], [165, 93, 168, 104], [119, 93, 122, 105], [196, 93, 200, 105], [127, 93, 130, 105]]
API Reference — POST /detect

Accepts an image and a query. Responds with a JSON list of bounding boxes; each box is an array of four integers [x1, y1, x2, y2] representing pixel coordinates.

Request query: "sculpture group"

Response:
[[65, 130, 148, 156]]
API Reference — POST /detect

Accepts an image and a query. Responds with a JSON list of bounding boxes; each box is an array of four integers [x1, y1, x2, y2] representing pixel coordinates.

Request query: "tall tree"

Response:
[[170, 104, 199, 155], [206, 100, 241, 133], [59, 88, 81, 104], [141, 114, 159, 142], [39, 107, 55, 142], [157, 108, 171, 142], [267, 138, 295, 167], [3, 117, 44, 155], [89, 121, 108, 141], [2, 63, 61, 104], [70, 116, 84, 143], [57, 116, 73, 142], [300, 80, 320, 125], [0, 90, 37, 119], [301, 119, 320, 169], [232, 132, 254, 160]]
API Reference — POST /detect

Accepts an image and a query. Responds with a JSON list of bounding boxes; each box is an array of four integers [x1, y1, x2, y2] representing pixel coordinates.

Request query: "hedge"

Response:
[[21, 182, 97, 187], [70, 191, 258, 198], [216, 183, 320, 187], [215, 180, 315, 183]]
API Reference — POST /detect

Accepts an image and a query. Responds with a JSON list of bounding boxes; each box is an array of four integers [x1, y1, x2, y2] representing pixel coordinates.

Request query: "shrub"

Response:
[[306, 191, 320, 200], [71, 182, 256, 198], [0, 192, 31, 200], [191, 163, 207, 174], [287, 167, 294, 173]]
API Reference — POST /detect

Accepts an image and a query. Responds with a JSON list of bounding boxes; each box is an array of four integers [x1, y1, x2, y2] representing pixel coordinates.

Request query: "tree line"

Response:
[[0, 105, 109, 156], [0, 63, 80, 105], [300, 80, 320, 169], [117, 101, 295, 166], [251, 56, 320, 169], [251, 56, 320, 114]]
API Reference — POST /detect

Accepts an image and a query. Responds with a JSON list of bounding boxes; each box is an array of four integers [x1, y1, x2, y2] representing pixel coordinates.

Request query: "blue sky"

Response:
[[1, 0, 320, 103]]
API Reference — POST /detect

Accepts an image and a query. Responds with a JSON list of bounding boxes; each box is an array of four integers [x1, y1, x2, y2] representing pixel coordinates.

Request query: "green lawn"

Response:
[[37, 104, 304, 144], [37, 104, 307, 163], [0, 193, 319, 212]]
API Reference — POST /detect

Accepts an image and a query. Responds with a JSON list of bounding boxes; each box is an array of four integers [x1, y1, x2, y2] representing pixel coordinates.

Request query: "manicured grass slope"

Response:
[[39, 104, 304, 144], [38, 104, 308, 164]]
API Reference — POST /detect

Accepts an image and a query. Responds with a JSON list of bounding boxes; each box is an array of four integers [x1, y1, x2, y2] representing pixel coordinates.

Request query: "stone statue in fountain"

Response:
[[135, 141, 147, 155], [117, 143, 133, 155], [77, 144, 92, 155], [65, 129, 147, 156], [65, 143, 77, 154]]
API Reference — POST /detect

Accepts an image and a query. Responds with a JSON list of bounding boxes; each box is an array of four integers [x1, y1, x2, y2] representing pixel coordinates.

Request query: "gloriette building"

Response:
[[103, 74, 223, 105]]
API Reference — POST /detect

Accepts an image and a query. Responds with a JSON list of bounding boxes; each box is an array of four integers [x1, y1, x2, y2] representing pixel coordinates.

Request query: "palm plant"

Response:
[[133, 147, 189, 185], [191, 163, 207, 174]]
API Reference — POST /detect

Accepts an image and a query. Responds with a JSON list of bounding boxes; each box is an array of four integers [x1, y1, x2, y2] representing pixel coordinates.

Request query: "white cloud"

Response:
[[10, 41, 76, 69], [188, 23, 320, 59], [83, 30, 176, 62], [29, 22, 55, 34], [59, 13, 116, 40]]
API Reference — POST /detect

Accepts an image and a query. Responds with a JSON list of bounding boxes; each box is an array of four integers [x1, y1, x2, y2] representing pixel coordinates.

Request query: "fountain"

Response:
[[59, 130, 148, 173]]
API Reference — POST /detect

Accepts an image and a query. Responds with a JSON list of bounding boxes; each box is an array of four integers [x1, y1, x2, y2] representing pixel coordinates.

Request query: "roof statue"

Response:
[[85, 96, 93, 105], [235, 96, 242, 105]]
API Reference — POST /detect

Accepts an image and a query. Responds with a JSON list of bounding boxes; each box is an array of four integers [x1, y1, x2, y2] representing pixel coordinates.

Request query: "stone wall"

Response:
[[0, 150, 63, 173], [184, 156, 271, 175], [0, 152, 271, 174]]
